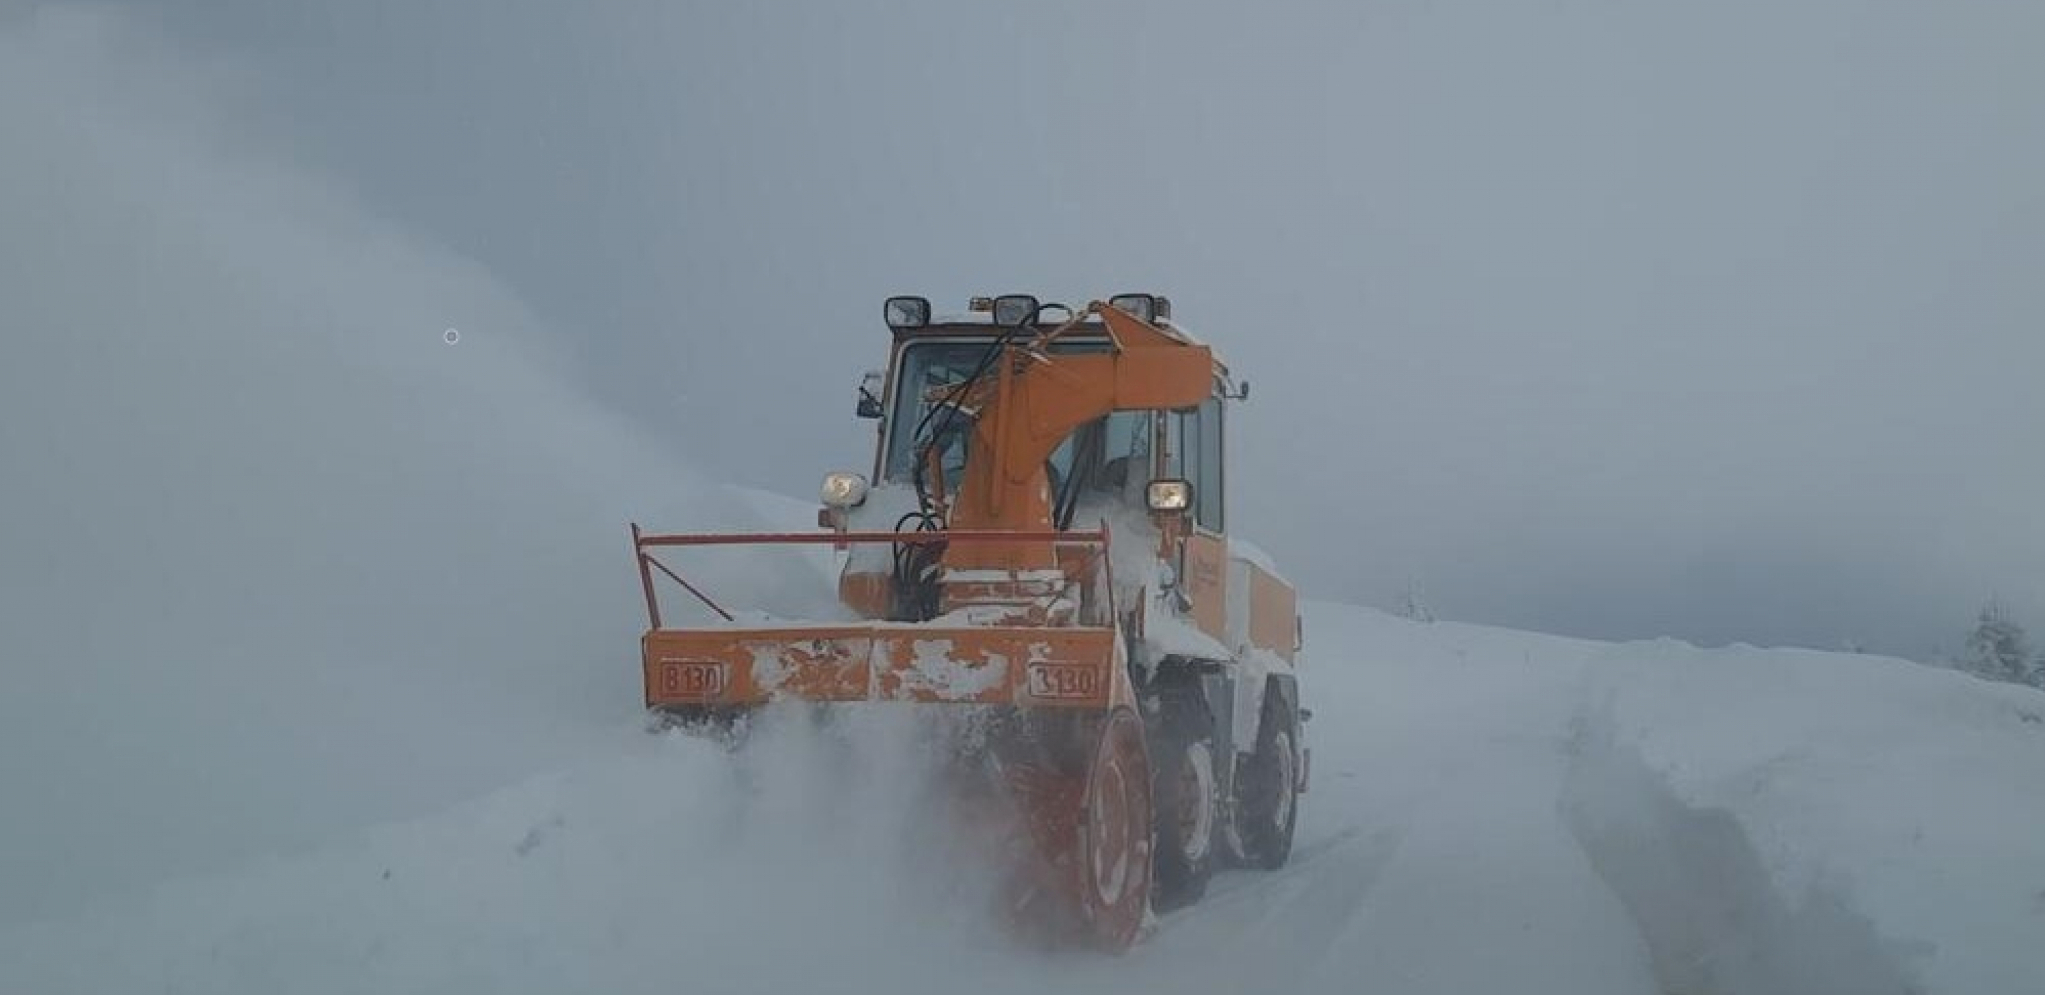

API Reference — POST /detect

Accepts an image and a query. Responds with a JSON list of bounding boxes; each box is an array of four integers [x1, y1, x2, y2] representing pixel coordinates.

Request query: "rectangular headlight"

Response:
[[1109, 293, 1157, 323], [992, 294, 1039, 327], [1146, 479, 1192, 513]]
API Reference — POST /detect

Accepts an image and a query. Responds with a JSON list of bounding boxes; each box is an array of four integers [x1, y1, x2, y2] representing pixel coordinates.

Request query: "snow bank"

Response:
[[1579, 642, 2045, 995], [1295, 603, 2043, 995], [1564, 713, 1920, 995]]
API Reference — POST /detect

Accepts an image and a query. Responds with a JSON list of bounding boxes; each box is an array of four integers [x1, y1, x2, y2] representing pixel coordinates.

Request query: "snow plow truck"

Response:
[[629, 294, 1306, 950]]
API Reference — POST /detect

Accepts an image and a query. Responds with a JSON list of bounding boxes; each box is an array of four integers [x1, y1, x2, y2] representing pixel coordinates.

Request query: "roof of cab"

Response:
[[889, 317, 1232, 381]]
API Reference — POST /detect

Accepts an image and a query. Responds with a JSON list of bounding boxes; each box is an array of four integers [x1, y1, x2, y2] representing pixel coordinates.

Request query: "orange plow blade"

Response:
[[630, 524, 1152, 951], [644, 626, 1117, 709]]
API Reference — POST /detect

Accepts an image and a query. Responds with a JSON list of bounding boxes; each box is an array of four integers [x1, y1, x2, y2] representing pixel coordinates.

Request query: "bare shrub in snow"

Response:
[[1961, 600, 2038, 688], [1394, 582, 1436, 623]]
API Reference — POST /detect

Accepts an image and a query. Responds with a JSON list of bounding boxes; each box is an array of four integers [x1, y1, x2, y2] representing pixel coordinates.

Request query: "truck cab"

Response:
[[823, 294, 1308, 905]]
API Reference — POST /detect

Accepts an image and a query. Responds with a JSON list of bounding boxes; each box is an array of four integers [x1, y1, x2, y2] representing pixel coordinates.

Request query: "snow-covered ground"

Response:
[[5, 536, 2041, 994]]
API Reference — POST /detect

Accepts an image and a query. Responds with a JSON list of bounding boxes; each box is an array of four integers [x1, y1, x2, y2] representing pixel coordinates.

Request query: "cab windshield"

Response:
[[881, 337, 1113, 483]]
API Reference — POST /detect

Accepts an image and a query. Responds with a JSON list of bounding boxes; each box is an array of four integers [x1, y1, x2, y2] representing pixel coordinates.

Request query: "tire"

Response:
[[1150, 692, 1217, 910], [1080, 706, 1153, 952], [1234, 688, 1299, 870]]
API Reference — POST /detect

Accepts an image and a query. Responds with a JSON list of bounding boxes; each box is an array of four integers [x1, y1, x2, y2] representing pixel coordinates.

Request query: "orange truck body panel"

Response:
[[1247, 564, 1299, 662], [1183, 532, 1229, 643]]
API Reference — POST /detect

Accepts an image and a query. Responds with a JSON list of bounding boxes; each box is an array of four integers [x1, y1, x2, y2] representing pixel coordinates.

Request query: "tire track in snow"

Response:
[[1113, 828, 1404, 995]]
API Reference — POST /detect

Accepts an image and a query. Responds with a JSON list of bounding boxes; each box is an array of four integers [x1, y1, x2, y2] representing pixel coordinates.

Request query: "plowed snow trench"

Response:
[[1563, 711, 1921, 995]]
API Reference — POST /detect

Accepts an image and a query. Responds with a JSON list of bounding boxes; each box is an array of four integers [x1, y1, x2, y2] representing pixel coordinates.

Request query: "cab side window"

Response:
[[1166, 396, 1226, 534], [1193, 397, 1224, 533]]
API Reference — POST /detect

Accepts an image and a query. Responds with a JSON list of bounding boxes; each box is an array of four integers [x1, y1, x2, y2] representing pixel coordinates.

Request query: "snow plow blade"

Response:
[[644, 625, 1116, 709], [630, 523, 1123, 714], [630, 523, 1151, 951]]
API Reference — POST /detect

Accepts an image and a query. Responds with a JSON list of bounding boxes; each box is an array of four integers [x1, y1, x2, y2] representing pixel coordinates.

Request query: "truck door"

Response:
[[1166, 396, 1229, 644]]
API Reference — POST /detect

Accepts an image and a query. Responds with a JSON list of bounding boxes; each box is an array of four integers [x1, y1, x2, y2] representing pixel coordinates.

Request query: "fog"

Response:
[[10, 2, 2045, 655]]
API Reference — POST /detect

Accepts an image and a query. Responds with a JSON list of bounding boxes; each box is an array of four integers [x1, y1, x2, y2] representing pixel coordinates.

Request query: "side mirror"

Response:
[[1146, 478, 1192, 514], [855, 370, 884, 419]]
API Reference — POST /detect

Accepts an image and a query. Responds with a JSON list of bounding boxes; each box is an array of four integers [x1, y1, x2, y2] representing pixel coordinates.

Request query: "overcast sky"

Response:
[[10, 0, 2044, 658]]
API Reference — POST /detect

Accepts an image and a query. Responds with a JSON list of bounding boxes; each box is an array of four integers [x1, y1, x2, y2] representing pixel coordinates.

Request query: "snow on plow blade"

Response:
[[630, 524, 1123, 712], [644, 625, 1115, 708]]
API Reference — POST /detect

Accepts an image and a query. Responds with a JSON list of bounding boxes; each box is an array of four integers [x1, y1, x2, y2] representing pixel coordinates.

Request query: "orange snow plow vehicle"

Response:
[[630, 294, 1305, 950]]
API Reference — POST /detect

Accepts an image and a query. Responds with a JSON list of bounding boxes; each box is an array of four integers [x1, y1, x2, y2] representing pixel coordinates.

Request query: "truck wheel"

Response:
[[1235, 691, 1299, 870], [1151, 694, 1217, 909]]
